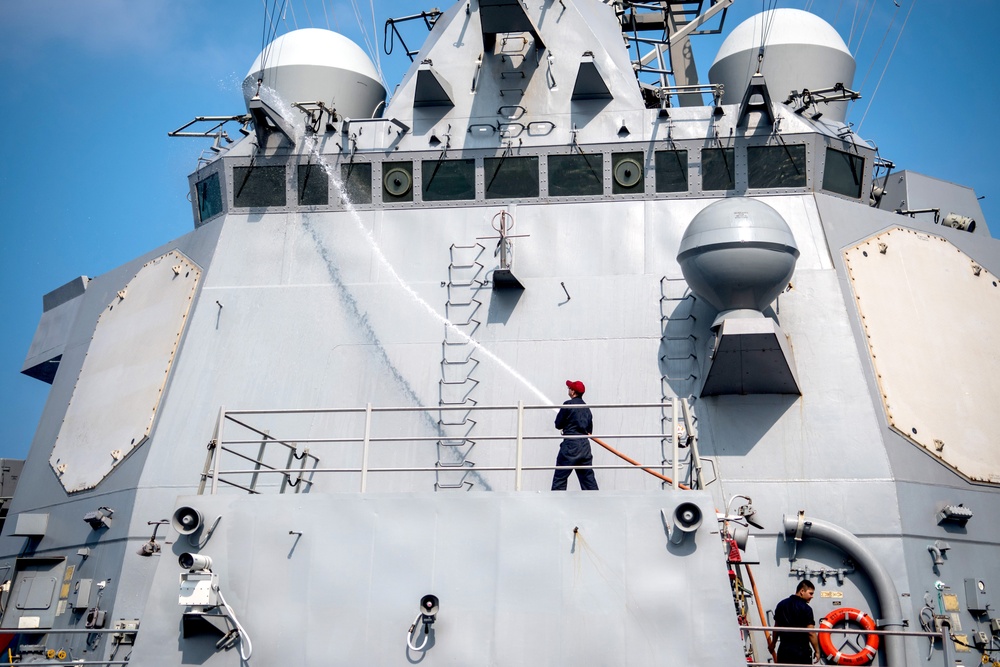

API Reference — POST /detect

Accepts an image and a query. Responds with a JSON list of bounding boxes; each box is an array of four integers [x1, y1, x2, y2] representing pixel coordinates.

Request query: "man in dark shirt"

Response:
[[551, 380, 599, 491], [769, 580, 821, 664]]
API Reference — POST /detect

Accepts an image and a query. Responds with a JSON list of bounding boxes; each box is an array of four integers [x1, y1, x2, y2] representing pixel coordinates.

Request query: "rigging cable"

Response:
[[849, 0, 901, 120], [257, 0, 277, 95], [275, 0, 288, 42], [324, 0, 341, 31], [850, 0, 877, 54], [857, 0, 916, 133], [369, 0, 385, 89], [320, 0, 332, 29], [302, 0, 314, 28], [260, 0, 274, 64], [259, 0, 287, 73], [847, 0, 862, 48], [754, 0, 779, 74], [287, 0, 298, 30], [350, 0, 378, 72], [347, 0, 388, 90], [270, 1, 287, 49]]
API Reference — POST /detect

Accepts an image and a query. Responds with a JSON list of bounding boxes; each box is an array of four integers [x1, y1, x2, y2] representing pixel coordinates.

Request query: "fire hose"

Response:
[[589, 436, 691, 490]]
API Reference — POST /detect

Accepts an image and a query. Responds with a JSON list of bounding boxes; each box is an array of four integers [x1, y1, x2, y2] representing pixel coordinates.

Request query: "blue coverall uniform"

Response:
[[772, 594, 816, 664], [551, 396, 599, 490]]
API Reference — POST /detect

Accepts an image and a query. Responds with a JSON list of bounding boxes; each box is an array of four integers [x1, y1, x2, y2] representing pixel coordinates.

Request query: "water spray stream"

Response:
[[334, 195, 552, 405], [299, 216, 496, 489], [261, 89, 553, 407], [339, 196, 550, 403], [255, 87, 559, 489], [255, 89, 440, 414]]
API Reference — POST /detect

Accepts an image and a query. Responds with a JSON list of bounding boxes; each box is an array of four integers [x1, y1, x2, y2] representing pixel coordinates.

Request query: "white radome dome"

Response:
[[709, 9, 856, 122], [677, 197, 800, 326], [242, 28, 387, 121]]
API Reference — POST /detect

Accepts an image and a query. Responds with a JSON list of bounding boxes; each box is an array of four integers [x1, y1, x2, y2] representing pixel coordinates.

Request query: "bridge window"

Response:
[[549, 154, 604, 196], [654, 150, 688, 193], [341, 163, 372, 204], [822, 147, 864, 198], [297, 163, 328, 206], [485, 156, 539, 199], [702, 148, 735, 191], [748, 145, 807, 188], [422, 159, 476, 201], [196, 172, 223, 222], [233, 165, 286, 208]]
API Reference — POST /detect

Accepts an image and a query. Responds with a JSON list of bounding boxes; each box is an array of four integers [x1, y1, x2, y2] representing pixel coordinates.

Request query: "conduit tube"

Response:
[[782, 514, 906, 667]]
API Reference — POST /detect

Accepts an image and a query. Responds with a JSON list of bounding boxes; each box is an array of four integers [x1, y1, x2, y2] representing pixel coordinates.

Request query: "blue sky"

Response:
[[2, 0, 997, 462]]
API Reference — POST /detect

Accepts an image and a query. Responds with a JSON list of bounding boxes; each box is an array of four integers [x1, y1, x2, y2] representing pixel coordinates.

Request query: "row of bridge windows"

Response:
[[197, 146, 864, 222]]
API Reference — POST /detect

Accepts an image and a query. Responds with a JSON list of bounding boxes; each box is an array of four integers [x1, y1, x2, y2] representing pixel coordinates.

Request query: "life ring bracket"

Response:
[[819, 607, 880, 666]]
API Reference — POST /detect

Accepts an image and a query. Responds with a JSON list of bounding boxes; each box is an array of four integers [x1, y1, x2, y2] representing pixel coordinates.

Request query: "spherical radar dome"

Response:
[[677, 198, 799, 325], [709, 9, 855, 122], [242, 28, 387, 121]]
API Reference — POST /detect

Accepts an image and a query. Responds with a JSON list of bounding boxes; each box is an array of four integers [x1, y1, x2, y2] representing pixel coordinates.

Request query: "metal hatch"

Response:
[[1, 557, 67, 630]]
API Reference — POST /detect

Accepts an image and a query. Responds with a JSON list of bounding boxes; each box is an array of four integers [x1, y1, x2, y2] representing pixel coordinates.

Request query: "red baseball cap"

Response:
[[566, 380, 586, 395]]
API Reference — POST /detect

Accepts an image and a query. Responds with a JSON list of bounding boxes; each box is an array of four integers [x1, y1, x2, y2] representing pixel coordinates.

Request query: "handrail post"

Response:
[[939, 622, 953, 667], [671, 399, 680, 489], [681, 397, 704, 489], [515, 400, 524, 491], [210, 406, 225, 495], [360, 403, 373, 493]]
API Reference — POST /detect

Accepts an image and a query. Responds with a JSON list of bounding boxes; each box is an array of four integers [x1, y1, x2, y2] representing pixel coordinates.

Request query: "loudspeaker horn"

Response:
[[669, 502, 702, 544], [172, 506, 204, 536], [419, 594, 439, 618]]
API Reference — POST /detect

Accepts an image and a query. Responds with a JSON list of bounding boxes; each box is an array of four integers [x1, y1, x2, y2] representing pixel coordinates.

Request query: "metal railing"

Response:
[[200, 400, 701, 494], [742, 623, 964, 667], [0, 623, 971, 665]]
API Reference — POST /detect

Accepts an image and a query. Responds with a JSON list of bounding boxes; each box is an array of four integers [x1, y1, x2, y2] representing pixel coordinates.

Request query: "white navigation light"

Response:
[[677, 198, 799, 328], [942, 213, 976, 233], [178, 553, 213, 572], [243, 28, 387, 123]]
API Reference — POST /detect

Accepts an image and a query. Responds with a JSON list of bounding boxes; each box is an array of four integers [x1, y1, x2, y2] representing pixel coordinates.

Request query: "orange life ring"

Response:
[[819, 607, 880, 666]]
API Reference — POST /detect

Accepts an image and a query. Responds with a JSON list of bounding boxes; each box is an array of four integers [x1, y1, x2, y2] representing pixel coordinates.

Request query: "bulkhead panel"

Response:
[[845, 228, 1000, 483], [49, 251, 201, 493]]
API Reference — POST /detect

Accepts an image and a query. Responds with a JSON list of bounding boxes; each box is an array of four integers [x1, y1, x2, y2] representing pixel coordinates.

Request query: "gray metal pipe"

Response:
[[782, 513, 906, 667]]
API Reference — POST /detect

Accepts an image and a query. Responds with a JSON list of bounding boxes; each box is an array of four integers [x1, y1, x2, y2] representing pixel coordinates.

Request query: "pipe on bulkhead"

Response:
[[782, 514, 906, 667]]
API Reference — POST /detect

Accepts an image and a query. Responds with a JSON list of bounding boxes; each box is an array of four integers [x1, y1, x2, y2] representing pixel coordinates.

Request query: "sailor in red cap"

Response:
[[551, 380, 599, 490]]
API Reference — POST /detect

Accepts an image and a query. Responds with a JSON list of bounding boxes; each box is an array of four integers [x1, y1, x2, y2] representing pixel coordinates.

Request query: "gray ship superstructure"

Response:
[[3, 2, 999, 665]]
